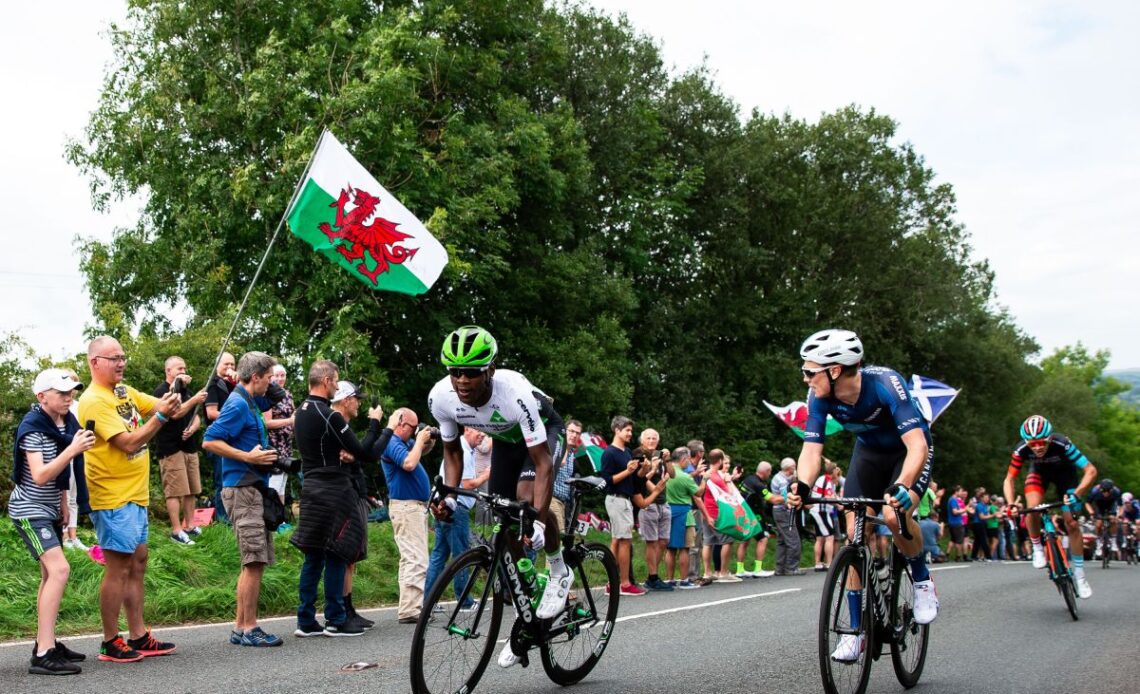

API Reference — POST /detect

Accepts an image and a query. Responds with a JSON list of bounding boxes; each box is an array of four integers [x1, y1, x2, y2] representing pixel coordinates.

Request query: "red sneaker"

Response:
[[619, 583, 646, 596], [98, 636, 143, 663]]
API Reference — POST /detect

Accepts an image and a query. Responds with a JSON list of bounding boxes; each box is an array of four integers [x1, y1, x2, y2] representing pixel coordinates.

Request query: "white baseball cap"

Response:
[[33, 368, 84, 395], [331, 380, 363, 403]]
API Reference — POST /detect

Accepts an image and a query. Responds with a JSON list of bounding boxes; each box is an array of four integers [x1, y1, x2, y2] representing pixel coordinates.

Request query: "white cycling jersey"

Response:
[[428, 369, 548, 447]]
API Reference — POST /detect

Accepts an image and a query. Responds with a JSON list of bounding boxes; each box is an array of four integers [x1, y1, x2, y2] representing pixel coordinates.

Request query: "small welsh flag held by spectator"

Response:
[[709, 481, 762, 541], [763, 400, 843, 440]]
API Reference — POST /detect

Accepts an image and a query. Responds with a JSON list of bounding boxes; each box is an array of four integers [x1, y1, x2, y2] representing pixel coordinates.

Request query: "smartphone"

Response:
[[170, 377, 184, 395], [85, 420, 95, 432]]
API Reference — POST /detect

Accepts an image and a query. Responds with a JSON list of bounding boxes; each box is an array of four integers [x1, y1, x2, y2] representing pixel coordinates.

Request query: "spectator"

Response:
[[917, 480, 942, 520], [686, 440, 708, 583], [969, 488, 992, 562], [738, 461, 776, 577], [770, 458, 803, 575], [204, 352, 237, 523], [632, 448, 670, 590], [700, 449, 742, 583], [549, 420, 582, 537], [808, 461, 838, 572], [1003, 503, 1022, 560], [599, 415, 644, 596], [919, 510, 944, 563], [664, 446, 704, 588], [470, 433, 494, 538], [202, 351, 284, 647], [79, 336, 180, 662], [945, 485, 969, 561], [381, 407, 436, 623], [152, 356, 208, 545], [262, 364, 295, 511], [291, 369, 387, 637], [425, 426, 484, 611], [11, 369, 95, 675], [637, 429, 674, 592]]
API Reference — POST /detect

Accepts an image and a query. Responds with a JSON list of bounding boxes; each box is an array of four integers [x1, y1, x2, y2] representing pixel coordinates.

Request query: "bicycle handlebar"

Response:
[[431, 476, 538, 519], [806, 495, 914, 541], [1022, 501, 1071, 515]]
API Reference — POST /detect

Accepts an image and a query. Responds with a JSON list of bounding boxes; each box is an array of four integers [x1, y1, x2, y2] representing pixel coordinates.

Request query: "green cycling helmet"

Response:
[[441, 325, 498, 367]]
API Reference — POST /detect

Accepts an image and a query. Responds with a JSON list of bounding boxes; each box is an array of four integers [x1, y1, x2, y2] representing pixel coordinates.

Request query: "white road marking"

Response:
[[929, 565, 970, 572]]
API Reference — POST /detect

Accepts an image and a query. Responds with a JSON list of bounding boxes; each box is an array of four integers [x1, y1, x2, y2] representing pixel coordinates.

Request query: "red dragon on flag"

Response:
[[318, 185, 418, 285]]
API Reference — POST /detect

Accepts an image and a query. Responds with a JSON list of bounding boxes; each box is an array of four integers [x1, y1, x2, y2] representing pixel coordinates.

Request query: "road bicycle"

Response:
[[808, 494, 928, 694], [1094, 514, 1116, 569], [1023, 501, 1079, 621], [410, 476, 619, 694], [1122, 521, 1137, 566]]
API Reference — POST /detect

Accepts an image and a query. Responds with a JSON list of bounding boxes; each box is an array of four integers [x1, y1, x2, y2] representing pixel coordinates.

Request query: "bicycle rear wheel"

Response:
[[540, 542, 620, 685], [410, 547, 504, 694], [1102, 531, 1111, 569], [819, 545, 874, 694], [888, 557, 929, 688]]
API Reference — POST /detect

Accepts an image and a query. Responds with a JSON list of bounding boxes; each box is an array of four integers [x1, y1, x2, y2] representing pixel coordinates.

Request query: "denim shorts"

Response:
[[91, 502, 150, 553]]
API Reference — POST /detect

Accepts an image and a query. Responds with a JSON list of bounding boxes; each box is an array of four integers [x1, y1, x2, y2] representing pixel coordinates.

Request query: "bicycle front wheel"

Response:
[[819, 544, 874, 694], [410, 547, 504, 694], [888, 559, 929, 688], [540, 542, 620, 685]]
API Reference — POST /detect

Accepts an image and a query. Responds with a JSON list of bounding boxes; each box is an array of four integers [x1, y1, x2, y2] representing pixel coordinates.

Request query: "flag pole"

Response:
[[208, 128, 328, 381]]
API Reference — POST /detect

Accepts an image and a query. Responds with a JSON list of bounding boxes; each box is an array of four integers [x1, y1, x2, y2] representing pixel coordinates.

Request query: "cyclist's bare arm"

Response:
[[792, 442, 824, 505]]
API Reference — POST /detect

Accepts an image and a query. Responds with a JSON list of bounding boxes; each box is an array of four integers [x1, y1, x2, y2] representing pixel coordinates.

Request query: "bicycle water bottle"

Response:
[[531, 572, 550, 610], [517, 558, 538, 594]]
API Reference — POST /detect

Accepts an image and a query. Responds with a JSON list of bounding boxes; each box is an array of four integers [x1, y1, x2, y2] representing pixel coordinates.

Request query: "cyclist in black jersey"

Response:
[[1087, 479, 1122, 558]]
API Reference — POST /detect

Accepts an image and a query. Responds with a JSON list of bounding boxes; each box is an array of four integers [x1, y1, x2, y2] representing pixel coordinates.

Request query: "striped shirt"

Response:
[[9, 429, 66, 520]]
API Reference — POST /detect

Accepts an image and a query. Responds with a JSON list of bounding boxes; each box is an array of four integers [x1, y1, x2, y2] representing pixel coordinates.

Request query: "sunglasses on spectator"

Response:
[[448, 366, 490, 379]]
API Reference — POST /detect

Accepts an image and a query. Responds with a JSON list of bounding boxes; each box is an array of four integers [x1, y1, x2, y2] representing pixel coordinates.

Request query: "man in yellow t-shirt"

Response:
[[77, 336, 179, 664]]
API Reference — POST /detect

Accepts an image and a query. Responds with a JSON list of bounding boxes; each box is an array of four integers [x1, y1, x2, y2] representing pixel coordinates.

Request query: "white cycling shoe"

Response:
[[1076, 575, 1092, 599], [1031, 546, 1046, 569], [912, 579, 939, 625], [498, 641, 522, 668], [536, 573, 573, 620], [831, 633, 865, 662]]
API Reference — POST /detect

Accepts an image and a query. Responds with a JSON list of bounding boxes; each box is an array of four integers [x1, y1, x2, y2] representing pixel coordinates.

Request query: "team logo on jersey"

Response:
[[490, 410, 507, 423], [516, 399, 537, 432], [888, 375, 908, 400]]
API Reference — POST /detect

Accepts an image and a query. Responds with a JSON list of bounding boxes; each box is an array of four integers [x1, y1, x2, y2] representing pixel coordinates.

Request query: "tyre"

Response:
[[889, 555, 929, 688], [1059, 574, 1079, 621], [1102, 533, 1111, 569], [818, 545, 874, 694], [540, 542, 620, 685], [1048, 537, 1079, 621], [410, 547, 503, 694]]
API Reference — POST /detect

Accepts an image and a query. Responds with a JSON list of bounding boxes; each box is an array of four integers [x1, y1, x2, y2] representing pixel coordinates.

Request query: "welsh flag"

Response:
[[574, 432, 608, 472], [763, 400, 843, 440], [286, 131, 448, 295]]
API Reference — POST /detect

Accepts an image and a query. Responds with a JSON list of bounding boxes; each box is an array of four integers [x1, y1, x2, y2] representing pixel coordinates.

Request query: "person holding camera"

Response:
[[202, 352, 283, 647], [381, 407, 436, 623], [291, 368, 388, 636], [153, 356, 208, 545]]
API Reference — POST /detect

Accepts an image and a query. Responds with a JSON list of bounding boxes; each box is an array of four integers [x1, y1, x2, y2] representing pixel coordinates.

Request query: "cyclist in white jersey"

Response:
[[428, 326, 568, 669]]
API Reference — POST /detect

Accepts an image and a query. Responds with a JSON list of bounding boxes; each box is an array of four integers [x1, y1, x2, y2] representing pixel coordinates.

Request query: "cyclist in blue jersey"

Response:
[[1119, 492, 1140, 549], [1001, 414, 1097, 598], [786, 329, 938, 662]]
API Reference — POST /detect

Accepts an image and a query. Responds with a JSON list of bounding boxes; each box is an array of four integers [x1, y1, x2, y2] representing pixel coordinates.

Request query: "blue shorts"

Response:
[[668, 504, 690, 549], [91, 502, 149, 554]]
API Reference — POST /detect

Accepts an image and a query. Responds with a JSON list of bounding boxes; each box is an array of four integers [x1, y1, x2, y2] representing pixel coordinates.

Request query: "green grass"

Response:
[[0, 517, 827, 641]]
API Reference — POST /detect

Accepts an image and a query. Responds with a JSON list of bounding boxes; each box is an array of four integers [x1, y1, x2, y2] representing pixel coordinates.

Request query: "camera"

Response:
[[170, 377, 184, 396], [416, 423, 442, 440]]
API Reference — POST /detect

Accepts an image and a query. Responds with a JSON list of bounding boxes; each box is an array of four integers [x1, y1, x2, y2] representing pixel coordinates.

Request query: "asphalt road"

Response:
[[2, 560, 1139, 693]]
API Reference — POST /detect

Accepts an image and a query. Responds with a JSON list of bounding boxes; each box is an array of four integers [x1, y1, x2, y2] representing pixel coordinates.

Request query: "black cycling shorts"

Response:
[[1023, 465, 1078, 498], [488, 396, 565, 499], [843, 440, 932, 500]]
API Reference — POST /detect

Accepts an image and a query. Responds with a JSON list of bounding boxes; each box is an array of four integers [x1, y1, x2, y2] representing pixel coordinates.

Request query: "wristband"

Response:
[[155, 412, 169, 424]]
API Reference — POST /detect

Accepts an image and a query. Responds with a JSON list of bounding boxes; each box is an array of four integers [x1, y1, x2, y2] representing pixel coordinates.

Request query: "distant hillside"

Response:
[[1107, 369, 1140, 406]]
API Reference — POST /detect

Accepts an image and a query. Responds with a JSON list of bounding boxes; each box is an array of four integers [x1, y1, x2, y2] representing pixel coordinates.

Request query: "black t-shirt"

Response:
[[741, 474, 769, 516], [205, 374, 232, 420], [152, 380, 198, 457], [600, 446, 635, 496], [646, 460, 668, 505]]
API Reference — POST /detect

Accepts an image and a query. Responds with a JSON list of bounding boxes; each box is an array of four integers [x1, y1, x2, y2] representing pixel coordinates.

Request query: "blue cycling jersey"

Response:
[[804, 366, 930, 452], [1122, 500, 1140, 521]]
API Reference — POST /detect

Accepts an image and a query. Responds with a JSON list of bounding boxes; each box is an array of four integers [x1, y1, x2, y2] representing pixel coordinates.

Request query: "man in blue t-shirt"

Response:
[[202, 351, 282, 647], [598, 415, 642, 596], [380, 407, 435, 623]]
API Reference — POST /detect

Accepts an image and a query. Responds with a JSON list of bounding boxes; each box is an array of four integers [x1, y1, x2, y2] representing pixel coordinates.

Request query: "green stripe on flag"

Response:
[[287, 179, 428, 295]]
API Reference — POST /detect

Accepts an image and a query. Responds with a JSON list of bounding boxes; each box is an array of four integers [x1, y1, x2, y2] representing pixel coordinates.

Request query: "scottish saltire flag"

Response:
[[764, 401, 843, 440], [910, 374, 960, 424], [286, 130, 448, 294], [574, 432, 608, 472]]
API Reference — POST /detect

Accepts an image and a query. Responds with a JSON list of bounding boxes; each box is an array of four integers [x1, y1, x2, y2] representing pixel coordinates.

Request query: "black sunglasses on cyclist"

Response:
[[448, 366, 490, 379]]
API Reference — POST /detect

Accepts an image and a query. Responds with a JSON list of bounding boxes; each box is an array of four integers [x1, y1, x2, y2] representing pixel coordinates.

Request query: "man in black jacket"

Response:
[[290, 360, 386, 637]]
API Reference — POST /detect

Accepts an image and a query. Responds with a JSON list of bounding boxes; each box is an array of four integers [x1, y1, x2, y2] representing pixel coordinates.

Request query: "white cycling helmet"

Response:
[[1125, 492, 1134, 503], [800, 329, 864, 366]]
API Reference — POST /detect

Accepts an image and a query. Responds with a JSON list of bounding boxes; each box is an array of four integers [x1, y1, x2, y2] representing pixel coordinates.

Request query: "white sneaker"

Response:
[[536, 573, 572, 620], [830, 633, 865, 662], [912, 579, 939, 624], [1031, 546, 1046, 569], [1110, 539, 1119, 552], [1095, 545, 1103, 558], [497, 640, 522, 668], [71, 538, 89, 551], [1076, 575, 1092, 599], [756, 569, 776, 577], [62, 539, 75, 550]]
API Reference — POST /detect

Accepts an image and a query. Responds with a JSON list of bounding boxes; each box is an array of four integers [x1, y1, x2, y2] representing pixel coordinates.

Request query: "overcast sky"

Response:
[[1, 1, 1136, 369]]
